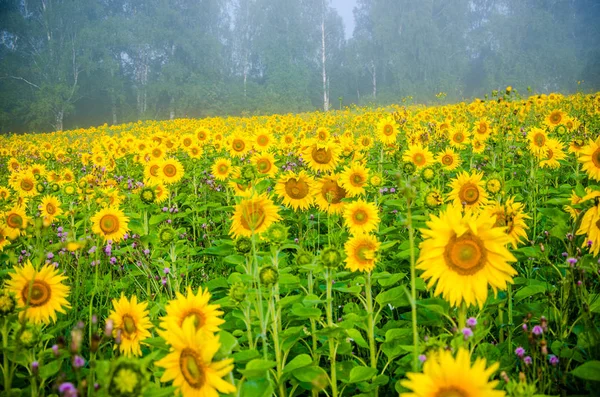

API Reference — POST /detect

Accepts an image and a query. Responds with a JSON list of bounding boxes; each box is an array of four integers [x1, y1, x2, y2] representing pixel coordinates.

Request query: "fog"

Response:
[[0, 0, 599, 133]]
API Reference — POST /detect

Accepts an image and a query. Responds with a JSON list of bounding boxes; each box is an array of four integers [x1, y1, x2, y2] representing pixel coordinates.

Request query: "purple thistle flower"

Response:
[[532, 325, 543, 335], [523, 356, 532, 365], [515, 346, 525, 357], [466, 317, 477, 327]]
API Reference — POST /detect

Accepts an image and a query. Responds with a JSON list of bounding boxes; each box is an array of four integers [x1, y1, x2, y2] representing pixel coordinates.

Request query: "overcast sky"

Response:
[[331, 0, 357, 39]]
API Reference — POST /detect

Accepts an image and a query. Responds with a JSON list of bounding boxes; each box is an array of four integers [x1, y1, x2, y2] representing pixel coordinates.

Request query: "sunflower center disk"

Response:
[[311, 148, 332, 164], [241, 206, 266, 231], [285, 179, 309, 199], [592, 148, 600, 167], [321, 181, 346, 204], [46, 204, 56, 214], [353, 210, 367, 224], [351, 174, 364, 185], [459, 183, 480, 205], [383, 125, 394, 136], [444, 232, 487, 275], [7, 214, 23, 229], [123, 314, 137, 335], [257, 160, 270, 173], [436, 387, 468, 397], [180, 349, 206, 389], [232, 139, 245, 152], [413, 154, 425, 166], [534, 134, 545, 147], [21, 179, 34, 191], [163, 165, 177, 177], [100, 215, 120, 234], [22, 280, 51, 307], [442, 155, 453, 165], [184, 311, 206, 329]]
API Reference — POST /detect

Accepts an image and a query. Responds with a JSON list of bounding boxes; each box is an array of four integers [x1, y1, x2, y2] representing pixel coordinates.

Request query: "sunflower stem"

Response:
[[507, 283, 513, 349], [458, 302, 467, 330], [325, 268, 338, 397], [407, 197, 419, 373], [365, 271, 378, 397]]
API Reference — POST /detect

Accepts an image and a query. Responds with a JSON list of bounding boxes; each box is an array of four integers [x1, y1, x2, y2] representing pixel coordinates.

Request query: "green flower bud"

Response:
[[320, 246, 342, 269], [235, 237, 252, 255], [420, 166, 435, 182], [259, 266, 279, 286], [229, 282, 247, 304], [264, 223, 288, 245], [139, 187, 156, 204], [35, 182, 46, 194], [0, 290, 16, 316], [109, 358, 146, 397], [402, 162, 416, 174], [295, 249, 314, 267], [158, 225, 177, 245]]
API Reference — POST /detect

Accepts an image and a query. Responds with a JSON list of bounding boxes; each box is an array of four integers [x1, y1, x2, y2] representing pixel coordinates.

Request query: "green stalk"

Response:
[[365, 271, 378, 396], [507, 284, 513, 349], [407, 200, 419, 372], [325, 269, 338, 397]]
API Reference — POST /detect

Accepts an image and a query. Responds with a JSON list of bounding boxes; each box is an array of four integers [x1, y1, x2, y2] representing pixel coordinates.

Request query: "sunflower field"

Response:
[[1, 90, 600, 397]]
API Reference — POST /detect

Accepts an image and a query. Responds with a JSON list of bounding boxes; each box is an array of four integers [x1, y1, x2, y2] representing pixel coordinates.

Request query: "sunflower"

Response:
[[156, 317, 236, 397], [6, 261, 70, 324], [314, 175, 348, 215], [403, 144, 435, 169], [448, 171, 488, 212], [472, 118, 492, 140], [39, 195, 62, 221], [275, 171, 314, 211], [417, 207, 517, 308], [11, 171, 38, 197], [109, 295, 152, 357], [0, 187, 10, 201], [227, 132, 250, 158], [436, 148, 462, 171], [545, 109, 566, 129], [339, 162, 369, 197], [252, 152, 278, 178], [528, 128, 549, 157], [539, 138, 566, 169], [0, 227, 10, 251], [303, 142, 339, 173], [2, 205, 29, 239], [159, 287, 224, 337], [345, 233, 380, 273], [343, 199, 380, 235], [358, 135, 374, 151], [186, 145, 203, 159], [448, 124, 471, 149], [486, 197, 530, 249], [159, 158, 185, 185], [377, 117, 399, 145], [144, 160, 163, 185], [253, 128, 274, 152], [211, 158, 233, 181], [314, 127, 331, 145], [400, 348, 504, 397], [91, 207, 130, 242], [579, 135, 600, 181], [154, 182, 170, 204], [576, 202, 600, 256], [471, 138, 486, 154], [230, 193, 281, 238]]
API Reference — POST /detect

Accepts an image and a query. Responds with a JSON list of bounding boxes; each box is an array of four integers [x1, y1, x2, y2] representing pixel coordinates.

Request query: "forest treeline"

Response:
[[0, 0, 599, 133]]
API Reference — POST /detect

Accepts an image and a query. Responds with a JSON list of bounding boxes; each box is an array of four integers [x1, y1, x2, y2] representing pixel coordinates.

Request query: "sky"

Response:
[[331, 0, 357, 39]]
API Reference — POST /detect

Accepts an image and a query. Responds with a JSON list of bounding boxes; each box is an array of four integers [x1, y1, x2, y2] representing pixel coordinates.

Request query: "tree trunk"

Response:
[[321, 0, 329, 112], [112, 101, 118, 125], [371, 59, 377, 99], [55, 110, 64, 132], [169, 95, 175, 120]]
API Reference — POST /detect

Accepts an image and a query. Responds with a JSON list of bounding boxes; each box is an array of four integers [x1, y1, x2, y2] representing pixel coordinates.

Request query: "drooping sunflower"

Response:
[[403, 144, 435, 169], [230, 193, 281, 238], [343, 199, 380, 235], [159, 158, 185, 185], [2, 205, 29, 239], [539, 138, 567, 169], [155, 317, 236, 397], [108, 295, 152, 357], [579, 135, 600, 181], [252, 152, 278, 178], [400, 348, 505, 397], [275, 171, 314, 211], [303, 142, 340, 173], [376, 117, 399, 145], [0, 227, 10, 251], [91, 207, 130, 243], [417, 207, 517, 308], [0, 187, 10, 201], [345, 233, 380, 273], [486, 197, 530, 249], [39, 195, 62, 221], [159, 287, 224, 337], [448, 171, 488, 212], [211, 158, 233, 181], [436, 148, 462, 171], [314, 175, 348, 215], [339, 162, 370, 197], [6, 261, 70, 324]]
